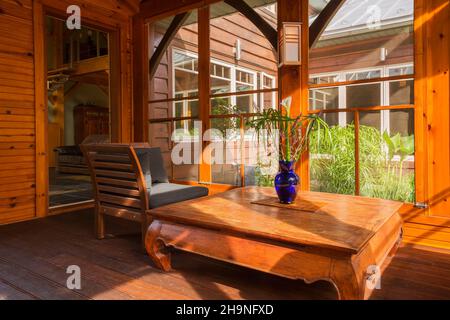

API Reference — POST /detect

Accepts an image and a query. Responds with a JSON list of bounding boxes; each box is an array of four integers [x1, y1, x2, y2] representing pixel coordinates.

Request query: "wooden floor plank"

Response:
[[0, 279, 36, 300], [0, 259, 86, 300], [0, 209, 449, 300]]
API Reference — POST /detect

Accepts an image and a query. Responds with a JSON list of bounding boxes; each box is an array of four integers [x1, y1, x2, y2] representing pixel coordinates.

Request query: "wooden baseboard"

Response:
[[400, 204, 450, 250]]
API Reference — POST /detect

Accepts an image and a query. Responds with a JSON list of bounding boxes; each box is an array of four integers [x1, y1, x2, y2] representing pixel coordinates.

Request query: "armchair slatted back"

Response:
[[82, 144, 151, 246]]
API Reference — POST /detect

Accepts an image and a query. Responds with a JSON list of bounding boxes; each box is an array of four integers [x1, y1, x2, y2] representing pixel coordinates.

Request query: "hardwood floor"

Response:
[[0, 209, 449, 300]]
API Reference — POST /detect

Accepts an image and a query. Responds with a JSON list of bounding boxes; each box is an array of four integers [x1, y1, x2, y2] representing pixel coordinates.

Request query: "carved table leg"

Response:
[[388, 227, 403, 258], [145, 220, 171, 271], [329, 260, 365, 300]]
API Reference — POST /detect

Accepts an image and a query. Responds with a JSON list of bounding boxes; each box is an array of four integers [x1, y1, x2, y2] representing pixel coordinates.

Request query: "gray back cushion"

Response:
[[135, 147, 169, 185], [148, 147, 169, 183], [135, 149, 152, 188]]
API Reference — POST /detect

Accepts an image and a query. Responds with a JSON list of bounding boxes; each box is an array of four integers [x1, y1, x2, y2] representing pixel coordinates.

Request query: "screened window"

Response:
[[308, 0, 415, 203]]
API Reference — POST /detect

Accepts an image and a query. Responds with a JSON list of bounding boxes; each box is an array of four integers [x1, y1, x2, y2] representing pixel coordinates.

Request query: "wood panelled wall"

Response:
[[0, 0, 137, 224], [400, 0, 450, 249], [0, 0, 36, 224]]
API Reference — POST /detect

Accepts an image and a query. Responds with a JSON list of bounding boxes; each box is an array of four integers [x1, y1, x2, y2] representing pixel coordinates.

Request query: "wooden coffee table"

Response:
[[145, 187, 403, 300]]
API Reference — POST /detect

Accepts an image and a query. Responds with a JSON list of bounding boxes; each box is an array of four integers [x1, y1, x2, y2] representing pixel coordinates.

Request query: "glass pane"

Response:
[[310, 0, 414, 80], [211, 96, 233, 115], [347, 111, 381, 131], [389, 66, 414, 76], [172, 120, 200, 182], [211, 62, 231, 79], [309, 87, 340, 126], [260, 74, 277, 110], [236, 95, 256, 113], [209, 0, 278, 106], [309, 87, 339, 110], [174, 51, 198, 99], [210, 117, 241, 186], [346, 70, 381, 81], [309, 74, 340, 85], [243, 118, 278, 187], [389, 80, 414, 105], [211, 77, 231, 95], [310, 124, 356, 195], [389, 109, 414, 136], [346, 84, 381, 108], [261, 91, 276, 111], [359, 112, 415, 202], [148, 10, 198, 105]]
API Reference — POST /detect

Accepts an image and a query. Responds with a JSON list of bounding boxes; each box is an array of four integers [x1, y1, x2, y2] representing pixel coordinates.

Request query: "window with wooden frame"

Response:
[[147, 1, 278, 188], [308, 0, 415, 203]]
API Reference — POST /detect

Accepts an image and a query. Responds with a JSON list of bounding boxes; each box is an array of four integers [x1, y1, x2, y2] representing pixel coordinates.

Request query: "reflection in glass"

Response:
[[390, 109, 414, 136], [346, 84, 381, 108], [389, 80, 414, 105], [210, 117, 241, 186]]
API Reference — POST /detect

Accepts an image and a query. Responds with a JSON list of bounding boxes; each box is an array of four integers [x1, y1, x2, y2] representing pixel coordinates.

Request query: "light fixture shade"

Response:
[[279, 22, 302, 66]]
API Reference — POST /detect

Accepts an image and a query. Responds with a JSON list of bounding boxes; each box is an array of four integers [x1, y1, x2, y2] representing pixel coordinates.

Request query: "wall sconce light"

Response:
[[279, 22, 302, 66], [234, 39, 241, 61], [380, 47, 388, 62]]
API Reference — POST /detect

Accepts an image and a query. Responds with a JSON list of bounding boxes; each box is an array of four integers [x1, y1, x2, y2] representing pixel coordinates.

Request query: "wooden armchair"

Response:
[[82, 144, 208, 248]]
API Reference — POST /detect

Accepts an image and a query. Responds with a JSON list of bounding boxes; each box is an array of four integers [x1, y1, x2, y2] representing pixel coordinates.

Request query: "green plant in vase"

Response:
[[246, 97, 330, 204]]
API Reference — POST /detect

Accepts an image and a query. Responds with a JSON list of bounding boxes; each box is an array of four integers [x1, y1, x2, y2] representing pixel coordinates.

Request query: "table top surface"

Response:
[[149, 187, 403, 254]]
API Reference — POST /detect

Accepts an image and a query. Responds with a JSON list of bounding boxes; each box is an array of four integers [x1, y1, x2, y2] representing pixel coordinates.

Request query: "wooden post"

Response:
[[277, 0, 310, 190], [198, 6, 211, 184], [421, 0, 450, 217], [33, 0, 48, 218], [132, 14, 149, 142]]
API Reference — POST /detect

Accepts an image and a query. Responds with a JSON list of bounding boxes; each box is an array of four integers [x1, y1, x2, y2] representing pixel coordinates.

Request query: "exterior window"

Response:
[[346, 70, 382, 81], [309, 75, 340, 85], [260, 73, 277, 110]]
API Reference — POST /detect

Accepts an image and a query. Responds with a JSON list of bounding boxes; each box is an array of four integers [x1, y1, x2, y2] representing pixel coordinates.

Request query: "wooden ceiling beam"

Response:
[[309, 0, 346, 48], [149, 12, 191, 79], [224, 0, 278, 51]]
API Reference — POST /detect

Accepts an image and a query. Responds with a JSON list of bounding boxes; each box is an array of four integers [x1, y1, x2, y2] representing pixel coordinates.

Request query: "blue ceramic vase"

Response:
[[274, 161, 299, 204]]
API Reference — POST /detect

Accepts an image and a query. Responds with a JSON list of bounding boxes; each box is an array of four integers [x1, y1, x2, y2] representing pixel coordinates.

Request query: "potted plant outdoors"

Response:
[[246, 97, 329, 204]]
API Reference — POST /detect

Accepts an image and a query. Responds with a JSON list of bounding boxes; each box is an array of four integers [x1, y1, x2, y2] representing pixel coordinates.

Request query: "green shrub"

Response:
[[309, 125, 415, 203]]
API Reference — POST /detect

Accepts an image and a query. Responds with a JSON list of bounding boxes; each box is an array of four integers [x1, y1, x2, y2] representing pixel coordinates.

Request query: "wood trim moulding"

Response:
[[198, 6, 212, 184]]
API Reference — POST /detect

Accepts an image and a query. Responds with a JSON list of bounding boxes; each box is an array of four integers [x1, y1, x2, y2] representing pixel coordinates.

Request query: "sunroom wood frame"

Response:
[[132, 0, 450, 248]]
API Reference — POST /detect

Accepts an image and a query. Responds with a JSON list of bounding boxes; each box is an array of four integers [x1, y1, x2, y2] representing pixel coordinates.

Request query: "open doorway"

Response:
[[46, 16, 111, 209]]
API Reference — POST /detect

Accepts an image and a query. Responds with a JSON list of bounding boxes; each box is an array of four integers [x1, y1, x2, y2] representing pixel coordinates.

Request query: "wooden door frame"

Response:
[[33, 2, 124, 217]]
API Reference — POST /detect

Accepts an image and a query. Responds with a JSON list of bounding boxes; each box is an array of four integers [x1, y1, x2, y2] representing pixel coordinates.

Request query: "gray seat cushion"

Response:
[[148, 183, 209, 209], [135, 147, 169, 184]]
